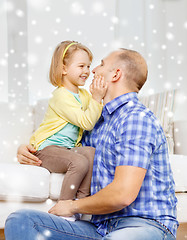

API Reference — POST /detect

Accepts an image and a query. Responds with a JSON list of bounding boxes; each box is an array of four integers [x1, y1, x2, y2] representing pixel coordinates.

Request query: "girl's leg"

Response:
[[70, 146, 95, 199], [35, 145, 90, 200]]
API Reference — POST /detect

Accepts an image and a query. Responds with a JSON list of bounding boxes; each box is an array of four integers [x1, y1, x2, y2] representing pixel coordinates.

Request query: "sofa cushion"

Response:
[[0, 199, 57, 229], [33, 99, 48, 131], [140, 90, 176, 154], [0, 102, 34, 163], [176, 193, 187, 222], [0, 163, 50, 201], [174, 120, 187, 155], [50, 173, 64, 200]]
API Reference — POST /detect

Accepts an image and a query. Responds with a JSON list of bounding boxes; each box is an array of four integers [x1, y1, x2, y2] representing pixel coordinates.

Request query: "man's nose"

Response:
[[92, 68, 95, 74]]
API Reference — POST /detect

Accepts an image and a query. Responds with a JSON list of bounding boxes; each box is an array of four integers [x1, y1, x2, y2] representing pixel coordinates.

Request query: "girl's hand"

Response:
[[90, 76, 107, 103], [17, 144, 42, 166]]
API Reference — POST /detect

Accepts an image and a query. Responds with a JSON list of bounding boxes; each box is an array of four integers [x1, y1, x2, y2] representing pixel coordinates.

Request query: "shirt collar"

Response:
[[104, 92, 138, 115]]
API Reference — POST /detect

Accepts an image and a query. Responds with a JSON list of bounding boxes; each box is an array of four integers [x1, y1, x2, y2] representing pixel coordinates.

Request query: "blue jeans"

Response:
[[5, 209, 175, 240]]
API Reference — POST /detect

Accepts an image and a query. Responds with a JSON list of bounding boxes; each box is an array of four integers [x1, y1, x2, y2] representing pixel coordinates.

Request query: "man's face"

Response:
[[92, 52, 116, 84]]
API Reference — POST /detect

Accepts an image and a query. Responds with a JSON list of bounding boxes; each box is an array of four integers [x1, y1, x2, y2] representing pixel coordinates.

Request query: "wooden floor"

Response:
[[0, 223, 187, 239], [177, 223, 187, 240], [0, 229, 5, 240]]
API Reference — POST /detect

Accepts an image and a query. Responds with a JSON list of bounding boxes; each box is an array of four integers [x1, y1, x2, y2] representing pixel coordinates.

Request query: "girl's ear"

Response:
[[62, 64, 67, 75], [112, 69, 121, 82]]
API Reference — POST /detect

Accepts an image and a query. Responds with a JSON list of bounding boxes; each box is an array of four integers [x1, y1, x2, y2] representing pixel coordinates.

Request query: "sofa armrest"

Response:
[[0, 163, 50, 202]]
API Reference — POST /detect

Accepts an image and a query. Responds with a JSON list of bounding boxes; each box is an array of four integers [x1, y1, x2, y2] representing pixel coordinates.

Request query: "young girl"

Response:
[[30, 41, 106, 210]]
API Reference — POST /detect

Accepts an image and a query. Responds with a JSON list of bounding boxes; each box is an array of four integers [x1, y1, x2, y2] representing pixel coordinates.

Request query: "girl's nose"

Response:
[[85, 67, 90, 74]]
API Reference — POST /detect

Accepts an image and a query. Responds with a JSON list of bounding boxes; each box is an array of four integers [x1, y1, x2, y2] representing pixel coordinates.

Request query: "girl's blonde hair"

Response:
[[49, 41, 93, 87]]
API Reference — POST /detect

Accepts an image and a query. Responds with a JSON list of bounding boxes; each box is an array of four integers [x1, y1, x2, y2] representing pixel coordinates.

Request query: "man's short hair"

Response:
[[118, 48, 148, 91]]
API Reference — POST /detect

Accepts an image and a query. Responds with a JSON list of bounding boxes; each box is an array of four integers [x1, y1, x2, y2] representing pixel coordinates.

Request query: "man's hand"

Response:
[[48, 200, 77, 217], [17, 144, 42, 166], [90, 76, 107, 103]]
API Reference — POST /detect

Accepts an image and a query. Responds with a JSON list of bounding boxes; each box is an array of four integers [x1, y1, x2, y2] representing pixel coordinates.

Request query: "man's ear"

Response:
[[112, 69, 121, 82], [62, 64, 67, 75]]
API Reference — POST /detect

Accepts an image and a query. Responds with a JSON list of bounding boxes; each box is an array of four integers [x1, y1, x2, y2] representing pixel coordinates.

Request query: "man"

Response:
[[5, 49, 178, 240]]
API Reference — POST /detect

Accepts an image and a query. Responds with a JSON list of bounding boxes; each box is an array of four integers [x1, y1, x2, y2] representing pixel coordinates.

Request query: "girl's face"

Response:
[[63, 49, 91, 91]]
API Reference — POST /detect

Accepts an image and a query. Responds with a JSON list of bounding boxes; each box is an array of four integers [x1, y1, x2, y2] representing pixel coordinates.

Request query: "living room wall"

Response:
[[0, 0, 187, 120]]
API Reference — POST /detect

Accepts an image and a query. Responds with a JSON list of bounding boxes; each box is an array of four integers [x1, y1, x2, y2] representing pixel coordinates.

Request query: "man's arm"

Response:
[[49, 165, 146, 216]]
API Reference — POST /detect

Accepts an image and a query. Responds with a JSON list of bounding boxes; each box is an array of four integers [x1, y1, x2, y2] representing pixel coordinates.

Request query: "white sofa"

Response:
[[0, 92, 187, 230]]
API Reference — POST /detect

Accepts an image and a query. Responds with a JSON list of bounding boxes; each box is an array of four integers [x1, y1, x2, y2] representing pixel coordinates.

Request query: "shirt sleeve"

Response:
[[114, 113, 157, 169], [81, 130, 90, 146], [49, 88, 103, 131]]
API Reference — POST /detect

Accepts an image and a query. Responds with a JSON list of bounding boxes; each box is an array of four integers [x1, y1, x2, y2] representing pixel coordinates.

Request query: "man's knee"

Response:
[[5, 209, 30, 235], [6, 209, 27, 222], [6, 209, 41, 226]]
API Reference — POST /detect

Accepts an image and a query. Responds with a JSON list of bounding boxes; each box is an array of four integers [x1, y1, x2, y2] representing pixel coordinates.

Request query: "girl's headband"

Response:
[[62, 42, 77, 62]]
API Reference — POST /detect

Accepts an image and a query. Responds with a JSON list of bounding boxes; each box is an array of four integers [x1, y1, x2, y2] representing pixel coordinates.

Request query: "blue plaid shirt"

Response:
[[82, 92, 178, 237]]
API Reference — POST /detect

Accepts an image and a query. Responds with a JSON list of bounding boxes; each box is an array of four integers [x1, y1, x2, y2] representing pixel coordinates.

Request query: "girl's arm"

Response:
[[50, 76, 107, 131]]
